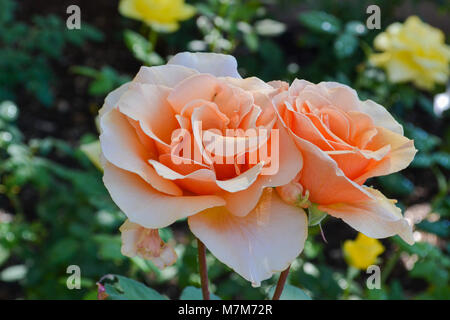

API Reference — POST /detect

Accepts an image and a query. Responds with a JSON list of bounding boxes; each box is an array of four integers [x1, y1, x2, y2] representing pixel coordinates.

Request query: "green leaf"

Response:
[[267, 284, 311, 300], [254, 19, 286, 37], [195, 3, 215, 17], [308, 204, 327, 226], [433, 152, 450, 170], [298, 11, 342, 34], [392, 237, 441, 258], [0, 0, 16, 25], [103, 275, 167, 300], [418, 94, 436, 117], [71, 65, 99, 78], [93, 235, 125, 261], [124, 29, 164, 66], [243, 32, 259, 52], [345, 21, 367, 36], [376, 174, 414, 197], [334, 33, 358, 58], [124, 29, 152, 55], [417, 220, 450, 238], [180, 286, 221, 300], [48, 238, 79, 264], [0, 244, 10, 267], [0, 264, 27, 282], [411, 153, 434, 168], [0, 100, 18, 122], [366, 287, 388, 300], [404, 123, 441, 153], [147, 52, 164, 66], [410, 260, 448, 286], [388, 280, 405, 300]]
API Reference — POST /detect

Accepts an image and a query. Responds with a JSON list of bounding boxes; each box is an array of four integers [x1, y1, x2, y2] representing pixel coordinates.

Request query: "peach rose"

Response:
[[274, 80, 417, 244], [99, 52, 306, 286]]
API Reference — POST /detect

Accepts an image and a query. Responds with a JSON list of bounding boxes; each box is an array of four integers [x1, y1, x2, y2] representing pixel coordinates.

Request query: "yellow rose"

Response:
[[370, 16, 450, 90], [119, 0, 196, 32], [343, 233, 385, 270]]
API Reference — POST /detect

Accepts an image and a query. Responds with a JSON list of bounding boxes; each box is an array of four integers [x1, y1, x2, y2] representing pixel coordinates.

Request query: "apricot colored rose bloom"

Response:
[[370, 16, 450, 90], [99, 52, 307, 286], [274, 80, 416, 244]]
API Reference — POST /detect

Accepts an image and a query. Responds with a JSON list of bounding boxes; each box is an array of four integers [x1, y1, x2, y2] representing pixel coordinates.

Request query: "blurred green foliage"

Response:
[[0, 0, 103, 106], [0, 0, 449, 300]]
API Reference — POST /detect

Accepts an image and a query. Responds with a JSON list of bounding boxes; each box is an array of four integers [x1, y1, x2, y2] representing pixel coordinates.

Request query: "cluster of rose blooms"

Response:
[[99, 52, 416, 287]]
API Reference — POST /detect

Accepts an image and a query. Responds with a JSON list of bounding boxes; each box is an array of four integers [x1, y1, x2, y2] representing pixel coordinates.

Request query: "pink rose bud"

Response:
[[97, 282, 108, 300], [276, 182, 309, 208]]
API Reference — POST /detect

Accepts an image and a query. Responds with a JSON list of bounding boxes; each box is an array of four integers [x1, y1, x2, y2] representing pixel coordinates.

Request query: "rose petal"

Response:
[[133, 64, 198, 87], [316, 82, 404, 135], [355, 127, 417, 184], [100, 109, 182, 196], [98, 83, 130, 120], [275, 111, 371, 204], [118, 83, 178, 144], [188, 189, 308, 286], [358, 99, 404, 135], [168, 52, 241, 78], [224, 76, 275, 92], [216, 162, 263, 193], [168, 74, 221, 114], [220, 123, 303, 216], [119, 220, 177, 269], [103, 162, 225, 228], [320, 187, 414, 245]]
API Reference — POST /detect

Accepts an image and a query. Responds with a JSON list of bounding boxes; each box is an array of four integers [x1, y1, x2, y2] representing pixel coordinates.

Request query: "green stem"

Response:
[[148, 28, 158, 49], [343, 267, 358, 299], [381, 247, 401, 284]]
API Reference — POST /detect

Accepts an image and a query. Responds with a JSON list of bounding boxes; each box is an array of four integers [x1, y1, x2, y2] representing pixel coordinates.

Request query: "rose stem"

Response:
[[197, 238, 210, 300], [272, 265, 291, 300]]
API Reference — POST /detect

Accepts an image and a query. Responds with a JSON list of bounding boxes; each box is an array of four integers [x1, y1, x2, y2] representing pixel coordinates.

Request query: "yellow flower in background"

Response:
[[80, 140, 102, 170], [343, 233, 385, 270], [370, 16, 450, 90], [119, 0, 196, 32]]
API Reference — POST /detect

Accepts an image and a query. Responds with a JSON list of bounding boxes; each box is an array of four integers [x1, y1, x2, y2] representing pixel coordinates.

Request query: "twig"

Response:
[[197, 238, 210, 300]]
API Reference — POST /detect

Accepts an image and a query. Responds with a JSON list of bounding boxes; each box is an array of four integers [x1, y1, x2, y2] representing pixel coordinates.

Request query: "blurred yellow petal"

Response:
[[118, 0, 196, 33], [385, 59, 417, 83], [373, 33, 391, 51], [177, 4, 196, 20], [149, 21, 180, 33], [80, 140, 102, 170], [119, 0, 141, 20], [343, 233, 385, 270], [369, 52, 391, 66], [369, 15, 450, 90]]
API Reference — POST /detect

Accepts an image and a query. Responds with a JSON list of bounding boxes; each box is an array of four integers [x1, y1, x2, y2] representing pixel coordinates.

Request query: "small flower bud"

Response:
[[276, 182, 309, 208]]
